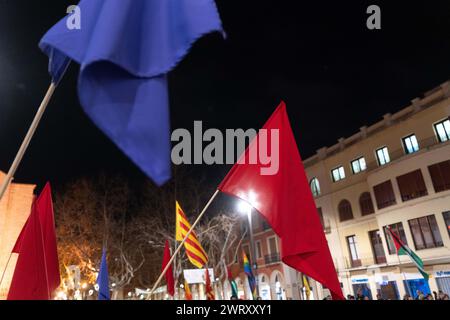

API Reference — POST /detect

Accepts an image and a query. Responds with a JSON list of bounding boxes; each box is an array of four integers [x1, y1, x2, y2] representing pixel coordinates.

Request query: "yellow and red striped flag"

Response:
[[176, 201, 208, 268], [184, 279, 192, 300]]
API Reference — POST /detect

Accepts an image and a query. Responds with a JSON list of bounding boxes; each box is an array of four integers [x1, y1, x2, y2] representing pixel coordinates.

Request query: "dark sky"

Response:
[[1, 1, 450, 191]]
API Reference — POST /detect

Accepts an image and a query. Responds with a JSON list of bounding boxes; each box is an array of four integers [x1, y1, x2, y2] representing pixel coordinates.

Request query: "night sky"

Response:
[[1, 1, 450, 191]]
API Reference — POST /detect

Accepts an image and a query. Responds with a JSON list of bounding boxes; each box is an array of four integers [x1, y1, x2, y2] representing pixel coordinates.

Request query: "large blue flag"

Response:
[[97, 249, 110, 300], [39, 0, 223, 185]]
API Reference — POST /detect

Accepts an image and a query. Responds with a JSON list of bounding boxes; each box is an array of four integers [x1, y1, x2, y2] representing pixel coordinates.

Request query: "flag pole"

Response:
[[0, 82, 57, 201], [148, 189, 220, 298], [0, 252, 13, 289]]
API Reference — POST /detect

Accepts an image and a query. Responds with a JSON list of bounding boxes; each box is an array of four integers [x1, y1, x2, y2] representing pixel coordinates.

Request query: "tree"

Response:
[[54, 174, 145, 298]]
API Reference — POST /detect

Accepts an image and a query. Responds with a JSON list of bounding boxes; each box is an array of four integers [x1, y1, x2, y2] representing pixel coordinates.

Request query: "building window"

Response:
[[443, 211, 450, 238], [359, 192, 375, 215], [373, 180, 397, 209], [376, 147, 390, 166], [255, 241, 262, 259], [396, 169, 428, 202], [310, 178, 321, 197], [267, 236, 278, 254], [338, 199, 354, 222], [383, 222, 408, 254], [369, 230, 386, 264], [351, 157, 367, 174], [428, 160, 450, 193], [402, 134, 420, 154], [346, 235, 361, 267], [331, 166, 346, 182], [434, 118, 450, 143], [408, 215, 443, 250]]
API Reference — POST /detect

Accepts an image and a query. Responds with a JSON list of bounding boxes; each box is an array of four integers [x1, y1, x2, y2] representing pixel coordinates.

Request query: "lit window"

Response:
[[310, 178, 321, 197], [402, 134, 419, 154], [351, 157, 367, 174], [332, 166, 345, 182], [434, 119, 450, 143], [376, 147, 390, 166]]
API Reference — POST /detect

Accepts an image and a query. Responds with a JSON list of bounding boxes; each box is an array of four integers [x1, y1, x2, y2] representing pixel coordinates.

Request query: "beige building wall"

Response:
[[0, 171, 35, 299], [304, 81, 450, 299]]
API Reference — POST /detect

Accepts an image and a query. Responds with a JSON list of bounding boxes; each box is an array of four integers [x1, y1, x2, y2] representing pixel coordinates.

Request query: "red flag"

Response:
[[36, 183, 60, 294], [7, 201, 50, 300], [218, 101, 344, 300], [205, 268, 215, 300], [8, 183, 60, 299], [162, 240, 175, 297]]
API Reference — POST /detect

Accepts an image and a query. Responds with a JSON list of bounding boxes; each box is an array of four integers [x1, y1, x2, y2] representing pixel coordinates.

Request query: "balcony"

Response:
[[264, 253, 281, 265], [340, 255, 388, 270]]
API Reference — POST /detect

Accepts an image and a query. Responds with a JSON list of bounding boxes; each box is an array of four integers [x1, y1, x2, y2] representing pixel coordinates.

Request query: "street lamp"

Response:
[[236, 190, 259, 299]]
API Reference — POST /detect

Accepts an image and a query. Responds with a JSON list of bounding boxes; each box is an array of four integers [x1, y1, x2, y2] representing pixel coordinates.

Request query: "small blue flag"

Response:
[[97, 249, 110, 300], [39, 0, 223, 185]]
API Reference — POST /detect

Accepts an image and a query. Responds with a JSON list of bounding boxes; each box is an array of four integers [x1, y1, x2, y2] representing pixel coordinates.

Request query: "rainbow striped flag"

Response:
[[242, 251, 257, 299], [176, 201, 208, 268]]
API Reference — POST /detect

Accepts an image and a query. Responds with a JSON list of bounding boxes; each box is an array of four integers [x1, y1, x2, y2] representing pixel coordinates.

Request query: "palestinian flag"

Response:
[[227, 265, 239, 298], [387, 227, 429, 281]]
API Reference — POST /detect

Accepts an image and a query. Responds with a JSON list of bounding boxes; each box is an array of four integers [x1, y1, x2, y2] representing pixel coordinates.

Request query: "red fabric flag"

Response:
[[162, 240, 175, 297], [7, 201, 50, 300], [218, 101, 344, 300], [8, 183, 60, 299], [36, 183, 60, 294]]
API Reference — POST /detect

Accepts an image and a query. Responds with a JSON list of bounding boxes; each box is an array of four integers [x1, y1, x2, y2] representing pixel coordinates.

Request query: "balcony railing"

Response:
[[340, 255, 388, 270], [264, 253, 281, 265]]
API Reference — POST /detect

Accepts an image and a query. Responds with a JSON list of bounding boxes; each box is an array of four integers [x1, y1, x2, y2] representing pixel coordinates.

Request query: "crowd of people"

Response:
[[342, 289, 449, 300]]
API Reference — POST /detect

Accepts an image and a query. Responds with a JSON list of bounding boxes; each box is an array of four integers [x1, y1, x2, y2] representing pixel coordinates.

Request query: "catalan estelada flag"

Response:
[[176, 201, 208, 268]]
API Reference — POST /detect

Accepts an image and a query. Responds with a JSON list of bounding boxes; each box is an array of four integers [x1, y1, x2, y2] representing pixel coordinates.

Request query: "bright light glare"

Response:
[[237, 200, 252, 214], [237, 190, 259, 215]]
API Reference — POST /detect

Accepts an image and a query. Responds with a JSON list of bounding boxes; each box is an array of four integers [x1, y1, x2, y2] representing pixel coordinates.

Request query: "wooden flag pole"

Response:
[[0, 82, 57, 201], [148, 189, 220, 299]]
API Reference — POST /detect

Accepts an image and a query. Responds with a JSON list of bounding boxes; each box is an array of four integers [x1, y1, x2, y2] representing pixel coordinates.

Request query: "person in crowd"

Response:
[[415, 290, 425, 300], [230, 295, 238, 300], [425, 294, 434, 300], [403, 294, 412, 300], [435, 290, 449, 300], [376, 293, 385, 300]]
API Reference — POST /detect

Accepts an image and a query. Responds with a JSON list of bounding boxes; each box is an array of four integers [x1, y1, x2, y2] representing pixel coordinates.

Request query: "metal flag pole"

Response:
[[148, 190, 220, 298], [0, 82, 57, 201]]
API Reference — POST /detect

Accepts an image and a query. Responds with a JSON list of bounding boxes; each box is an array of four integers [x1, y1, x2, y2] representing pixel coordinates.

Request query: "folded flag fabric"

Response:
[[205, 268, 215, 300], [303, 275, 311, 300], [35, 183, 60, 294], [39, 0, 223, 186], [227, 265, 238, 298], [162, 240, 175, 297], [218, 102, 344, 300], [8, 183, 60, 300], [176, 201, 208, 268], [387, 227, 429, 281], [97, 249, 110, 300], [184, 279, 192, 300], [7, 200, 49, 300], [242, 251, 257, 299]]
